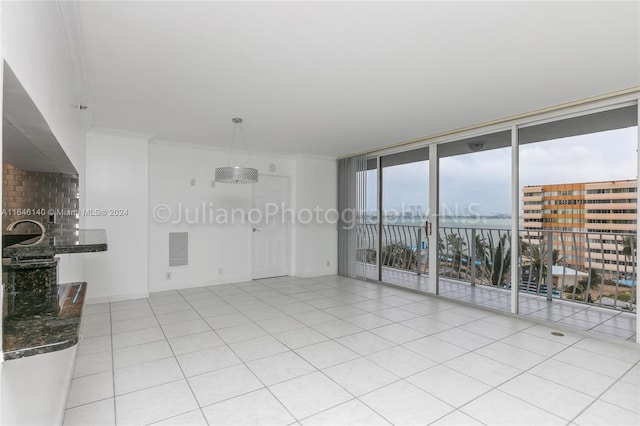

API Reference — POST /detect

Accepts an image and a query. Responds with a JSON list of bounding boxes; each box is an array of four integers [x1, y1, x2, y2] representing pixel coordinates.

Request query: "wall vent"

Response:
[[169, 232, 188, 266]]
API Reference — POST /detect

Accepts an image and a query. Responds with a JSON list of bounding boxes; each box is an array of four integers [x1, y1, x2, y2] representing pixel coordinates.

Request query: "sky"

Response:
[[368, 126, 638, 215]]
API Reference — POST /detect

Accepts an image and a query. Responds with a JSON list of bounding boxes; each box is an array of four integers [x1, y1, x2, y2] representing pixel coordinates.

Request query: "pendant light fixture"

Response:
[[215, 118, 259, 184]]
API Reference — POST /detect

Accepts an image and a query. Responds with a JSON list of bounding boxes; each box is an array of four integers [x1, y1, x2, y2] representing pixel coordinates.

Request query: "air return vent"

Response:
[[169, 232, 188, 266]]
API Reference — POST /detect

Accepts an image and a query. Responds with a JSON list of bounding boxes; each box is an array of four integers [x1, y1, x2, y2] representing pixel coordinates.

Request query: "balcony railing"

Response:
[[357, 224, 637, 313]]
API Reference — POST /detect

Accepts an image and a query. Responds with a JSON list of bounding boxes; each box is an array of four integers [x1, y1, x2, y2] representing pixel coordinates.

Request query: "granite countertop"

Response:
[[3, 229, 107, 260], [3, 282, 86, 360]]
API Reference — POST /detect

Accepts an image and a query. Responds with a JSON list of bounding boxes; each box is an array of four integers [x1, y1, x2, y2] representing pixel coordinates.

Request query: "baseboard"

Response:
[[296, 269, 338, 278], [85, 291, 150, 305], [148, 274, 253, 293], [201, 274, 253, 286]]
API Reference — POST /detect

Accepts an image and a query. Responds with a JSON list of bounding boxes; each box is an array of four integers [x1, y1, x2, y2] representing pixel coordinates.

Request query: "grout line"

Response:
[[144, 293, 212, 425], [68, 275, 637, 426], [187, 282, 306, 424], [109, 301, 116, 426], [177, 283, 300, 423], [388, 275, 637, 342], [188, 278, 405, 422]]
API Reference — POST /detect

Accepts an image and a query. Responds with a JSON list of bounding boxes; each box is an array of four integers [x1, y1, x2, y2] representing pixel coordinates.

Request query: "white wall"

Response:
[[1, 7, 88, 406], [1, 345, 77, 425], [148, 141, 295, 292], [294, 156, 338, 277], [84, 129, 149, 302], [1, 7, 87, 418], [0, 1, 339, 304], [1, 1, 88, 284]]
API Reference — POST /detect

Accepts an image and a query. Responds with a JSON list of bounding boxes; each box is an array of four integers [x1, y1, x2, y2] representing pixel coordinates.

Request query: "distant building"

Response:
[[522, 180, 637, 275]]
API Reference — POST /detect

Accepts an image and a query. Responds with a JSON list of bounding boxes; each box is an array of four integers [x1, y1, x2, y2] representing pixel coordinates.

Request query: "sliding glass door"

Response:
[[338, 103, 638, 340], [437, 131, 513, 311], [518, 106, 638, 326]]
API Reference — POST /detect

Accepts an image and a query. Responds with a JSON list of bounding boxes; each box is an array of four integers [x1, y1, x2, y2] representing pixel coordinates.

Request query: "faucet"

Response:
[[6, 219, 47, 246]]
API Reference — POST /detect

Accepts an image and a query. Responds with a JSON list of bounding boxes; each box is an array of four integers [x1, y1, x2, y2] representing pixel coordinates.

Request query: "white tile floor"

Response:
[[372, 267, 637, 342], [65, 275, 640, 426]]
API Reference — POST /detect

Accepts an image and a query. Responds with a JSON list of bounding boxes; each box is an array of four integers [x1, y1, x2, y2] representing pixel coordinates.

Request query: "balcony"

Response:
[[357, 224, 637, 342]]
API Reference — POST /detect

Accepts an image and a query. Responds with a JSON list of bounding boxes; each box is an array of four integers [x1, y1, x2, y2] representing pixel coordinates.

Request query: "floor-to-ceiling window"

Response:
[[517, 105, 638, 340], [355, 149, 430, 283], [338, 99, 639, 343], [359, 158, 378, 281], [378, 150, 429, 284], [438, 131, 512, 312]]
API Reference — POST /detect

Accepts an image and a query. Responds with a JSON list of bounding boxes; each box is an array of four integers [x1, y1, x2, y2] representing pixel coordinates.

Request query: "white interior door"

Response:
[[252, 175, 290, 279]]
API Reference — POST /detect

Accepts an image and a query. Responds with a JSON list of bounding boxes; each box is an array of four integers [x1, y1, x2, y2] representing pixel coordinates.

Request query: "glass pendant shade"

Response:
[[215, 117, 258, 184], [215, 166, 259, 184]]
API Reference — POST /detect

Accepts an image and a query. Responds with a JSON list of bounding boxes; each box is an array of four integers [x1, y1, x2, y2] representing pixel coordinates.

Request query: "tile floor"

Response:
[[374, 267, 637, 342], [64, 275, 640, 426]]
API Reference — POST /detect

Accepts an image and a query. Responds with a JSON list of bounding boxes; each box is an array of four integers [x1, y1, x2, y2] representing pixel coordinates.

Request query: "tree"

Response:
[[576, 268, 601, 302], [474, 234, 489, 263], [620, 235, 637, 309], [621, 236, 636, 278], [520, 238, 531, 258], [621, 235, 636, 260], [488, 234, 510, 286], [473, 234, 490, 283], [529, 245, 564, 272], [381, 242, 415, 269], [528, 243, 564, 291], [478, 234, 529, 287], [445, 233, 466, 271]]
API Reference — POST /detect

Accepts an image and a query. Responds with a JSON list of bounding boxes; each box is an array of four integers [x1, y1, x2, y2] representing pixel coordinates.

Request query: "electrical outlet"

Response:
[[211, 180, 216, 188], [326, 260, 330, 267], [166, 272, 171, 280], [190, 178, 196, 186], [218, 268, 223, 276]]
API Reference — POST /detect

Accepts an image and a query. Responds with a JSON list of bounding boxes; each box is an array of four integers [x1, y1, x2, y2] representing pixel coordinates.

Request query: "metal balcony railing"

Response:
[[357, 224, 426, 274], [357, 224, 637, 313]]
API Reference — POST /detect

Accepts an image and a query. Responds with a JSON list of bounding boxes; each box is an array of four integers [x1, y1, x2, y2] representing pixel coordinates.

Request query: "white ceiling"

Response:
[[77, 1, 640, 158]]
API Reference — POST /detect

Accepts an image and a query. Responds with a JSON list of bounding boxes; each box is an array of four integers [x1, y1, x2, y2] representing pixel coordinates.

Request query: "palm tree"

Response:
[[488, 234, 510, 286], [474, 234, 490, 284], [479, 234, 529, 287], [437, 235, 446, 253], [621, 236, 636, 278], [520, 238, 531, 258], [528, 243, 564, 292], [381, 242, 415, 269], [621, 235, 636, 260], [474, 234, 489, 262], [620, 235, 637, 309], [577, 268, 601, 302], [446, 233, 466, 273]]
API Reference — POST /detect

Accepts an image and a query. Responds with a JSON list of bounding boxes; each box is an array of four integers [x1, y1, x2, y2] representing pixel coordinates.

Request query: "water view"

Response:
[[368, 215, 514, 229]]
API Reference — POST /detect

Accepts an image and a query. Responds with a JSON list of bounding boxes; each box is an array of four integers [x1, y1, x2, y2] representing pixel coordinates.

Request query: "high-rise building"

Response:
[[522, 180, 637, 275]]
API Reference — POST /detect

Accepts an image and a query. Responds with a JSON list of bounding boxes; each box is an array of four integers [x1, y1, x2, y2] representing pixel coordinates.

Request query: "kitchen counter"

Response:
[[3, 229, 107, 260], [2, 282, 86, 360]]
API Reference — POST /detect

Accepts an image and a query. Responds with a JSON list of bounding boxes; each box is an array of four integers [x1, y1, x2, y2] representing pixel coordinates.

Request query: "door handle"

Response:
[[424, 221, 431, 236], [253, 228, 261, 232]]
